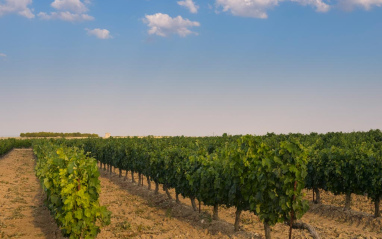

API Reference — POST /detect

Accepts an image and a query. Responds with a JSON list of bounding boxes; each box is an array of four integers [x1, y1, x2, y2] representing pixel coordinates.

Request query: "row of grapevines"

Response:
[[74, 136, 308, 239], [60, 129, 382, 237], [304, 130, 382, 217], [33, 141, 111, 239], [0, 138, 32, 156]]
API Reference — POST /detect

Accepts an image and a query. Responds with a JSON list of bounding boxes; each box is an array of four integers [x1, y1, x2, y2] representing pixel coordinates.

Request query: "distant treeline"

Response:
[[20, 132, 99, 138]]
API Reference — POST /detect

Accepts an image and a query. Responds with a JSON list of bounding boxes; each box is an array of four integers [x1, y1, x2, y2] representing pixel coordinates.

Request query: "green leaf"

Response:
[[44, 178, 51, 189], [67, 162, 74, 174]]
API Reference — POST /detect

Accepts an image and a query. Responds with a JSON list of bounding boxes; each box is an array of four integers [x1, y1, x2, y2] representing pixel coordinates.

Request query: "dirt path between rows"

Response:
[[1, 149, 382, 239], [0, 149, 63, 239]]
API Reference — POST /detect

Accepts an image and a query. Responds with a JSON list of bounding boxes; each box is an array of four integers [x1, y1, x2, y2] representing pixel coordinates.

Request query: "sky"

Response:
[[1, 0, 382, 137]]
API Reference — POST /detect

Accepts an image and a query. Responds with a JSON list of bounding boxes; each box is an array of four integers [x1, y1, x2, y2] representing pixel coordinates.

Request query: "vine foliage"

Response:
[[34, 142, 111, 239]]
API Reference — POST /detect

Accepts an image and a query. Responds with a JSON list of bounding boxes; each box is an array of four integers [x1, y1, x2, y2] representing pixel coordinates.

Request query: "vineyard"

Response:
[[0, 130, 381, 238]]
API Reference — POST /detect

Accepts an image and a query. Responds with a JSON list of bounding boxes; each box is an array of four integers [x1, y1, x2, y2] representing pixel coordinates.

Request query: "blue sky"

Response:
[[1, 0, 382, 137]]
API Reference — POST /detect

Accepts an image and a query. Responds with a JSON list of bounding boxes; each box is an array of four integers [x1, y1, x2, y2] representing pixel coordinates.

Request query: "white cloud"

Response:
[[215, 0, 330, 18], [86, 28, 112, 39], [291, 0, 330, 12], [143, 13, 200, 37], [0, 0, 34, 18], [178, 0, 199, 13], [38, 11, 93, 21], [38, 0, 93, 22], [51, 0, 88, 13], [0, 53, 6, 57], [338, 0, 382, 10]]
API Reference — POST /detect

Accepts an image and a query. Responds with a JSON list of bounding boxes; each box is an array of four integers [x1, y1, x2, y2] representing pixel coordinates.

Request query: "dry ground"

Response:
[[0, 149, 381, 238], [0, 149, 63, 239]]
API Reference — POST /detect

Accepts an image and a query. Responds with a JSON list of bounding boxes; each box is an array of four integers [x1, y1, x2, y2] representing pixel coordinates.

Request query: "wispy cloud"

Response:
[[38, 11, 93, 21], [338, 0, 382, 10], [0, 0, 35, 19], [0, 53, 6, 57], [85, 28, 112, 39], [38, 0, 94, 22], [51, 0, 88, 13], [143, 13, 200, 37], [215, 0, 330, 18], [178, 0, 199, 13]]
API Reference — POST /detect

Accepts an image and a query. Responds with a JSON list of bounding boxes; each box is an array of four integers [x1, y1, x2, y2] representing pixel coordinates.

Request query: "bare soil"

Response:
[[0, 149, 381, 239], [0, 149, 63, 239]]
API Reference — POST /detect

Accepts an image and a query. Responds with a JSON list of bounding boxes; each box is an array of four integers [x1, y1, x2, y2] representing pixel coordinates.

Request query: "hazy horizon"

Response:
[[3, 127, 382, 138], [1, 0, 382, 137]]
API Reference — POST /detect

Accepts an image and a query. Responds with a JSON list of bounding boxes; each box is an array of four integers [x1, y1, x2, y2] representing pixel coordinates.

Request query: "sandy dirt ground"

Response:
[[0, 149, 63, 239], [0, 149, 381, 239]]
